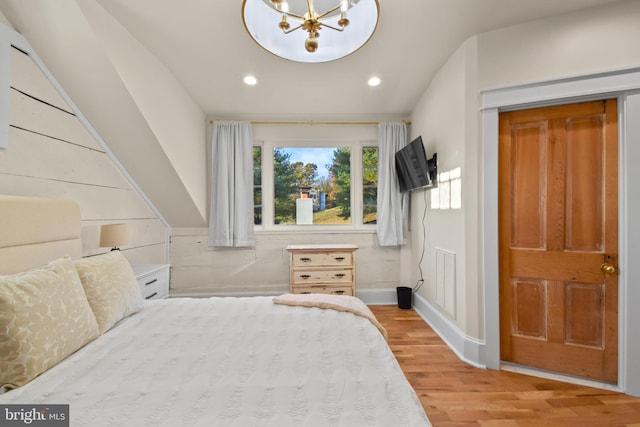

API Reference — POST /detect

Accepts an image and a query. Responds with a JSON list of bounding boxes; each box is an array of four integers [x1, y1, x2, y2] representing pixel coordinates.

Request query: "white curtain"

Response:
[[208, 121, 255, 247], [376, 122, 407, 246]]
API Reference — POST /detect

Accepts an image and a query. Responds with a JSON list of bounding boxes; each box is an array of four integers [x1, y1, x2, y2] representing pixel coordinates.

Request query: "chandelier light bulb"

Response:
[[279, 15, 290, 30]]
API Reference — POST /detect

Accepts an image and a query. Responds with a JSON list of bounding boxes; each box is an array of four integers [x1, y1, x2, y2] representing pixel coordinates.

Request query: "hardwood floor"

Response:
[[370, 305, 640, 427]]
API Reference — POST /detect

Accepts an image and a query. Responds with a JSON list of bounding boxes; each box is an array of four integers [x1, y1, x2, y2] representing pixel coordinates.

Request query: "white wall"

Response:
[[478, 0, 640, 89], [76, 0, 208, 221], [409, 40, 471, 335]]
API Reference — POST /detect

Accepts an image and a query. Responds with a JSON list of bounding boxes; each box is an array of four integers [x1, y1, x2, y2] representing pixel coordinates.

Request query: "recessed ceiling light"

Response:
[[244, 75, 257, 86], [368, 76, 381, 87]]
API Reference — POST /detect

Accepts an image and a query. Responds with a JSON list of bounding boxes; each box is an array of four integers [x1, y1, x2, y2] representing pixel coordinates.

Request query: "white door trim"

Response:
[[481, 66, 640, 396]]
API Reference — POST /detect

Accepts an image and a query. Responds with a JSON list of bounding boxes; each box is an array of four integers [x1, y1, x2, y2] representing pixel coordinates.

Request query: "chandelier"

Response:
[[242, 0, 380, 63]]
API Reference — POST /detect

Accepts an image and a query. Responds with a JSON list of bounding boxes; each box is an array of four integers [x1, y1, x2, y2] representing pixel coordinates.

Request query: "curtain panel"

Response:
[[208, 121, 255, 247], [376, 122, 407, 246]]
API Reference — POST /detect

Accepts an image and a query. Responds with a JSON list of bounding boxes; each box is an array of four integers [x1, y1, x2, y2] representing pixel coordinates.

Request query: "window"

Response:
[[253, 141, 376, 230], [273, 146, 351, 225], [253, 146, 262, 225], [362, 146, 378, 224]]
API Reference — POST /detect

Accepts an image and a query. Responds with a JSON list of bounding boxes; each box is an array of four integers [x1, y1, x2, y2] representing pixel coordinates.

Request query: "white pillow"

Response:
[[74, 251, 143, 334], [0, 256, 100, 389]]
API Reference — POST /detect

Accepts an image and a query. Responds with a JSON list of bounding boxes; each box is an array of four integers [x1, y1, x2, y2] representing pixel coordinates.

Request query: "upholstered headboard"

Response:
[[0, 195, 82, 275]]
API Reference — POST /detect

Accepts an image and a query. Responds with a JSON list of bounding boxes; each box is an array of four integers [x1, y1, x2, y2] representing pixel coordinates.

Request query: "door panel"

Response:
[[499, 99, 618, 383]]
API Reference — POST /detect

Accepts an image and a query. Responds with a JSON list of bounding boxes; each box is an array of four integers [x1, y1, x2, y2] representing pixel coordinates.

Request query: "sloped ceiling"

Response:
[[0, 0, 626, 226]]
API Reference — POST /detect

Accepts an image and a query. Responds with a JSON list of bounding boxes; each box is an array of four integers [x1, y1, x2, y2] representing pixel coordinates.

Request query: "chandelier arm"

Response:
[[319, 22, 346, 32], [277, 10, 306, 20], [316, 4, 342, 20], [283, 24, 304, 34]]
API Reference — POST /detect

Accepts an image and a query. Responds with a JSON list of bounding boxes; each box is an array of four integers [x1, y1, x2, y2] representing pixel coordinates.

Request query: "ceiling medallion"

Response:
[[242, 0, 380, 63]]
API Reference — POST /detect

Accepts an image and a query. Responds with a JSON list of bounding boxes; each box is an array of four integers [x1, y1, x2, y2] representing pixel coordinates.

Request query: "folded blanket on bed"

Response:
[[273, 293, 388, 340]]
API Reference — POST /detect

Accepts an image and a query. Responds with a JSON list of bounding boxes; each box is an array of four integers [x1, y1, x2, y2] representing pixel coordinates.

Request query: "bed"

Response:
[[0, 195, 430, 426]]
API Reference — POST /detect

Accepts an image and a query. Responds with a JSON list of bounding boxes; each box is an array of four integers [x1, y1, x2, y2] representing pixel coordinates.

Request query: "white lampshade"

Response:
[[99, 223, 130, 250]]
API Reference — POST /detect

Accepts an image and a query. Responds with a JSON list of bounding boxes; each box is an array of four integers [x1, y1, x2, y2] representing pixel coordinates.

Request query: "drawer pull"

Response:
[[145, 278, 158, 286], [334, 257, 346, 262], [332, 290, 345, 294], [334, 273, 346, 278], [145, 292, 158, 300], [301, 291, 311, 294], [300, 274, 311, 279], [300, 257, 312, 262]]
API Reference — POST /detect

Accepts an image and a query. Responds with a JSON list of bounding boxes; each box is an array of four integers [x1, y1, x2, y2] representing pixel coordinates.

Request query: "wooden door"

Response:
[[498, 99, 618, 383]]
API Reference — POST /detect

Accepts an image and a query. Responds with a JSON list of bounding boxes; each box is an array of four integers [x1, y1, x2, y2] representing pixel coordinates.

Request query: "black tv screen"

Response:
[[395, 136, 437, 192]]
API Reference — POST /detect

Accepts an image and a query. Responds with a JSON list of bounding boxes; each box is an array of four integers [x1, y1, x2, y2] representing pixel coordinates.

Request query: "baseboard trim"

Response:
[[411, 291, 486, 368], [356, 288, 397, 305], [357, 288, 487, 368]]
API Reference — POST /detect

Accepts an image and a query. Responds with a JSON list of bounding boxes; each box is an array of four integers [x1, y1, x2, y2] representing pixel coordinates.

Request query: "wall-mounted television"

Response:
[[395, 136, 437, 192]]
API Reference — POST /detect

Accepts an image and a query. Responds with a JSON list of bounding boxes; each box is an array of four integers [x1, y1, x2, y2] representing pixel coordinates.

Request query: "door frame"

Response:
[[481, 67, 640, 395]]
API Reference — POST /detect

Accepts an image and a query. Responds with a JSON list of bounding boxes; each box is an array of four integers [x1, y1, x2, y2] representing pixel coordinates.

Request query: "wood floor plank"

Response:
[[370, 305, 640, 426]]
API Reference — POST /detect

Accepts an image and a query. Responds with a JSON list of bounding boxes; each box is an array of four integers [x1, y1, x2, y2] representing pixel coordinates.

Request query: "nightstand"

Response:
[[132, 264, 170, 300]]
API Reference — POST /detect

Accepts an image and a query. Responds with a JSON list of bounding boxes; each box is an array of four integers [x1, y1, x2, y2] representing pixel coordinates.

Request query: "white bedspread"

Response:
[[1, 297, 430, 426]]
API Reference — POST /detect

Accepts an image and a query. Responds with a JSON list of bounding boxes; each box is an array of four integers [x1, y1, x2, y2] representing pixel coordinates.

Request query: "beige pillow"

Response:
[[0, 256, 100, 389], [74, 251, 143, 334]]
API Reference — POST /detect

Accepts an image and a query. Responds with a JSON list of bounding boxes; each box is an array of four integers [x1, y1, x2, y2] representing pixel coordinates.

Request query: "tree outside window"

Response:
[[253, 141, 377, 229]]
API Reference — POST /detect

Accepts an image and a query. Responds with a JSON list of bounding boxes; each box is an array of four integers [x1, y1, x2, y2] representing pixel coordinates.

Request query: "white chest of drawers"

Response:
[[132, 264, 170, 300], [286, 244, 357, 296]]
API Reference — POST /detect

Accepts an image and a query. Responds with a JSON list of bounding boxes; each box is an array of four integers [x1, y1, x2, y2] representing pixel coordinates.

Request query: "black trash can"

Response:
[[396, 286, 412, 309]]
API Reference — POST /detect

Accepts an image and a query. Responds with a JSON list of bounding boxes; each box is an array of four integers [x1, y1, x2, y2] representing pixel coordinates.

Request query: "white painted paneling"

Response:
[[170, 227, 401, 295], [81, 218, 166, 256], [121, 244, 167, 266], [9, 89, 102, 150], [0, 176, 156, 220], [1, 34, 168, 264], [9, 47, 72, 113], [1, 126, 128, 187]]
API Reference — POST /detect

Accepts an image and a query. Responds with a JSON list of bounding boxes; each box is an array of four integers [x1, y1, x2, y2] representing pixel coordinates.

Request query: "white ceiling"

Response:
[[94, 0, 624, 121], [0, 0, 629, 227]]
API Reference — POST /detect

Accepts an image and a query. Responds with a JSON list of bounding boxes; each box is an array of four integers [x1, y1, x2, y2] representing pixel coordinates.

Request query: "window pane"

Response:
[[363, 146, 378, 224], [253, 146, 262, 225], [273, 147, 351, 225]]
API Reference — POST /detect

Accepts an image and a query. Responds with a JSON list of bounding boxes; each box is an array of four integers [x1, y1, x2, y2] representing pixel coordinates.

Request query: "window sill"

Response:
[[255, 227, 376, 236]]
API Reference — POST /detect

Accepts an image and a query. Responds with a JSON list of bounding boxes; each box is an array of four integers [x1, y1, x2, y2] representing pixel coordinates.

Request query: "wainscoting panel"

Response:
[[435, 247, 456, 318]]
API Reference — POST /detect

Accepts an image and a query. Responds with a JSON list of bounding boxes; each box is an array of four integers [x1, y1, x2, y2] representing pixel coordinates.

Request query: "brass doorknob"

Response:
[[600, 262, 616, 274]]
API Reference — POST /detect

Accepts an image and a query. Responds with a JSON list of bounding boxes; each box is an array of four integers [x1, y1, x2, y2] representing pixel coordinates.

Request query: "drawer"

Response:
[[140, 278, 163, 300], [291, 252, 353, 267], [135, 266, 169, 300], [292, 285, 354, 296], [292, 269, 353, 284]]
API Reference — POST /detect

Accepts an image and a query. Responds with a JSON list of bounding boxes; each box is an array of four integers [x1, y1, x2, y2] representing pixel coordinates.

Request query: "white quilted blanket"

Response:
[[0, 297, 430, 426]]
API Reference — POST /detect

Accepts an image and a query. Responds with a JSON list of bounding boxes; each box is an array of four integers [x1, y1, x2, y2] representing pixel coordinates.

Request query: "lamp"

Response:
[[99, 223, 130, 251], [242, 0, 379, 63]]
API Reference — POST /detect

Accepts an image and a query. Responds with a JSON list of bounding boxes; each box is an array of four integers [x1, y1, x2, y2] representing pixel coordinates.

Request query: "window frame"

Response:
[[253, 138, 377, 232]]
